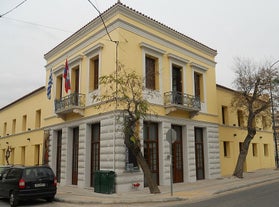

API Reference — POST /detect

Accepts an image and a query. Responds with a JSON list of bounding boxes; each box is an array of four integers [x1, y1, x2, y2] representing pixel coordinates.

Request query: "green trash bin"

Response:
[[94, 170, 115, 194]]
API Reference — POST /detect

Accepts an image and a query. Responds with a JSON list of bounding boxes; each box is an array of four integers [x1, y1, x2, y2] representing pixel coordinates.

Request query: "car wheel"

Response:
[[9, 191, 18, 207], [46, 196, 54, 202]]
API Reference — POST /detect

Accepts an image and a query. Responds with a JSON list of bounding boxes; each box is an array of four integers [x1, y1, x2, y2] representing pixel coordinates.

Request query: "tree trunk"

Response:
[[124, 119, 160, 194], [134, 146, 160, 194], [233, 128, 256, 178]]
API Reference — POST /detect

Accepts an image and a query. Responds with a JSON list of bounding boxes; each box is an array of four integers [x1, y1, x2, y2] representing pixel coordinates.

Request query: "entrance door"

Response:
[[172, 65, 182, 104], [144, 122, 159, 186], [56, 130, 62, 183], [195, 127, 205, 180], [172, 125, 183, 183], [90, 123, 100, 187], [72, 127, 79, 185]]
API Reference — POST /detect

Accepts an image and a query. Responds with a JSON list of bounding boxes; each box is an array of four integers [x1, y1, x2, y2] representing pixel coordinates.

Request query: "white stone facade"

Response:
[[48, 111, 221, 193]]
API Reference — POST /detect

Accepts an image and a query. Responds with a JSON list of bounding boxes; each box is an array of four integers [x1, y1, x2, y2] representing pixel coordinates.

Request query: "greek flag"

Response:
[[47, 69, 53, 100]]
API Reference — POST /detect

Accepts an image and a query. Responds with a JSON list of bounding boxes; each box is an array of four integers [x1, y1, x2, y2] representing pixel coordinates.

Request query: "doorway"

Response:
[[195, 127, 205, 180], [72, 127, 79, 185], [172, 125, 183, 183]]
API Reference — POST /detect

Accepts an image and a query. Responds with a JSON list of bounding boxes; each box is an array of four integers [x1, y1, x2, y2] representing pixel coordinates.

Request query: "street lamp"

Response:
[[269, 60, 279, 169]]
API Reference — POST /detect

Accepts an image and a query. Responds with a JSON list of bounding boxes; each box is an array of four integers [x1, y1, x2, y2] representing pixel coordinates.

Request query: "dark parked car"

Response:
[[0, 165, 57, 207], [0, 165, 11, 178]]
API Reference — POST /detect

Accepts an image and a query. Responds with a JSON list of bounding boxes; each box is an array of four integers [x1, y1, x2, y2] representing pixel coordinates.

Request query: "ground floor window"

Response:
[[90, 123, 100, 187], [143, 121, 159, 186], [195, 127, 205, 180], [172, 125, 183, 183], [56, 130, 62, 183], [72, 127, 79, 185]]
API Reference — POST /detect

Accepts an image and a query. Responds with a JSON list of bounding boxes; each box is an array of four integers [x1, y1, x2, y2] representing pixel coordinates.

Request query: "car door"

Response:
[[0, 168, 11, 197], [0, 168, 20, 198]]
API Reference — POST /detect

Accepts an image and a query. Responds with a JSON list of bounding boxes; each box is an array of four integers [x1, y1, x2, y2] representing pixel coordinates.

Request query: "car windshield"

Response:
[[0, 167, 8, 173], [23, 167, 54, 180]]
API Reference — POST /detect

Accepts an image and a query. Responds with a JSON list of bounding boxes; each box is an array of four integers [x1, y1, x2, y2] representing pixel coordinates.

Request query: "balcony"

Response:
[[164, 91, 201, 117], [55, 93, 85, 117]]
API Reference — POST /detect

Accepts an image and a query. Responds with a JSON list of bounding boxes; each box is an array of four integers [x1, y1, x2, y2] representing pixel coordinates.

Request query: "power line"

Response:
[[87, 0, 117, 43], [0, 0, 28, 18], [2, 17, 73, 33]]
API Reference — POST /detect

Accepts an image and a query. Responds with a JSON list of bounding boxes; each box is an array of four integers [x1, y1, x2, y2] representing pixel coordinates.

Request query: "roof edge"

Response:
[[44, 2, 217, 60], [0, 86, 45, 111]]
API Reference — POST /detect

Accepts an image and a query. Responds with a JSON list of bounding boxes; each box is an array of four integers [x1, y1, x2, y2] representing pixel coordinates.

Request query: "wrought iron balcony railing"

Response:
[[164, 91, 201, 112], [55, 93, 85, 115]]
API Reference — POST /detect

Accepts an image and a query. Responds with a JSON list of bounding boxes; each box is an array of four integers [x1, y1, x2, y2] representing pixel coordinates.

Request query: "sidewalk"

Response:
[[55, 168, 279, 205]]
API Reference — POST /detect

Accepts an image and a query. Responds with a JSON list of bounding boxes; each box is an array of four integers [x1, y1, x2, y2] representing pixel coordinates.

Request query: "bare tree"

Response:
[[98, 68, 160, 194], [232, 58, 278, 178]]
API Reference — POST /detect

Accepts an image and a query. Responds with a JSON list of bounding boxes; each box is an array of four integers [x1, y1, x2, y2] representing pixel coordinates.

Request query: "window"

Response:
[[3, 122, 7, 136], [223, 141, 230, 157], [194, 72, 204, 101], [126, 148, 139, 171], [124, 117, 139, 171], [34, 145, 40, 165], [6, 169, 21, 179], [145, 56, 158, 90], [237, 110, 244, 127], [84, 43, 103, 92], [21, 146, 26, 165], [140, 42, 164, 91], [222, 106, 228, 125], [12, 119, 16, 134], [172, 65, 183, 104], [252, 143, 258, 157], [264, 144, 269, 156], [89, 56, 99, 91], [71, 66, 80, 93], [35, 109, 41, 129], [56, 75, 63, 99], [143, 121, 159, 186], [56, 130, 62, 183], [22, 115, 27, 132], [90, 123, 100, 187]]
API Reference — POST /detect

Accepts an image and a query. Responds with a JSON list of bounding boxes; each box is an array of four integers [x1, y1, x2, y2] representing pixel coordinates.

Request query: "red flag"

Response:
[[63, 59, 71, 93]]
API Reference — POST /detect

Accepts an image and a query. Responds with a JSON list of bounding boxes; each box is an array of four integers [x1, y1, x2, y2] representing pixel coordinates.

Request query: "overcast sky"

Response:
[[1, 0, 279, 108]]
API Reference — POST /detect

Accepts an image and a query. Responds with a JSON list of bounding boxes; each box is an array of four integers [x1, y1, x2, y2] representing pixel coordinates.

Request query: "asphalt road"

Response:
[[0, 181, 279, 207], [0, 199, 78, 207], [171, 181, 279, 207]]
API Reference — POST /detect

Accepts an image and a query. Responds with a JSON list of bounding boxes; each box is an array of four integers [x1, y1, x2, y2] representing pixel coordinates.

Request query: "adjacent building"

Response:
[[217, 85, 275, 176], [0, 2, 275, 193], [0, 87, 47, 166]]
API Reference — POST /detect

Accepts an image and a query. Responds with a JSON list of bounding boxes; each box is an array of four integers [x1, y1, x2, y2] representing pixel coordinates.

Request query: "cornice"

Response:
[[167, 53, 189, 65], [114, 4, 217, 57], [190, 62, 208, 71], [44, 3, 217, 62], [139, 42, 166, 55]]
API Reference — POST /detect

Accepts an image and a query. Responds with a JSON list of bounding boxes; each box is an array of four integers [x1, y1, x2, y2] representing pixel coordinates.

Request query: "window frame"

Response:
[[223, 141, 230, 157], [145, 55, 157, 90], [89, 55, 100, 92], [191, 63, 207, 112], [140, 42, 164, 93]]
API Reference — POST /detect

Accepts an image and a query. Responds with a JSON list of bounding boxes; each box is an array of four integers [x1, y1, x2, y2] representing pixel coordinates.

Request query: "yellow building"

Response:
[[0, 87, 47, 166], [0, 2, 275, 193], [43, 2, 220, 192], [217, 85, 275, 176]]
